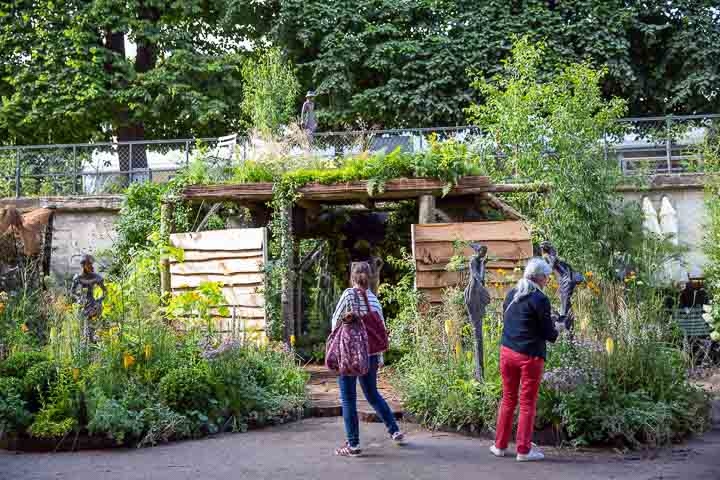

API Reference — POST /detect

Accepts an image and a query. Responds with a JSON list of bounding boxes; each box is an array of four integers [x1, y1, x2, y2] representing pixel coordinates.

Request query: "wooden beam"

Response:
[[487, 183, 550, 193], [482, 193, 524, 220], [182, 176, 493, 203], [159, 201, 175, 296], [418, 195, 436, 224], [0, 195, 124, 212]]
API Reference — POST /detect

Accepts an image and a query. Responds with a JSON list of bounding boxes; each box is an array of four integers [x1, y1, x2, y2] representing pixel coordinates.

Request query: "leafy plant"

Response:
[[0, 350, 48, 378], [241, 48, 301, 136], [28, 369, 81, 439], [467, 36, 629, 276], [0, 377, 31, 436], [158, 366, 217, 415]]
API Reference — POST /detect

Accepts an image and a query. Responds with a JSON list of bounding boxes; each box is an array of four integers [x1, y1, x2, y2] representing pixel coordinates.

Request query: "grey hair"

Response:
[[506, 257, 552, 311]]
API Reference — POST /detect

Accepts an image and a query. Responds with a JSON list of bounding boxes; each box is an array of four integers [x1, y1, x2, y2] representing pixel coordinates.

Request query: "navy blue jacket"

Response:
[[501, 288, 558, 360]]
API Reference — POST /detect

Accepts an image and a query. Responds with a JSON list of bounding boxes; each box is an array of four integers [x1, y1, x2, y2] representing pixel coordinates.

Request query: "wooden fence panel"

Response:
[[169, 227, 268, 341], [412, 221, 532, 304]]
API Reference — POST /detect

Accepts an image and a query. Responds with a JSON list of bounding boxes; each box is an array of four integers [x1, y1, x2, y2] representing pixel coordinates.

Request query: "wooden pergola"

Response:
[[172, 176, 537, 343]]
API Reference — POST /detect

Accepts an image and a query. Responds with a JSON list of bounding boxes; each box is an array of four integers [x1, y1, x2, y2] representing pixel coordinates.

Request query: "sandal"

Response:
[[335, 443, 362, 457]]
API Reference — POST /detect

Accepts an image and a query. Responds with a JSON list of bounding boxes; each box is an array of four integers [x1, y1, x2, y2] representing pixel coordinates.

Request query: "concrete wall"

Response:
[[50, 210, 119, 285], [0, 196, 122, 287], [621, 187, 707, 279]]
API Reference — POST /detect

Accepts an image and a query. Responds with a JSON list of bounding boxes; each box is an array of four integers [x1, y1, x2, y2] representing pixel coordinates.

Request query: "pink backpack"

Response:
[[325, 296, 370, 376]]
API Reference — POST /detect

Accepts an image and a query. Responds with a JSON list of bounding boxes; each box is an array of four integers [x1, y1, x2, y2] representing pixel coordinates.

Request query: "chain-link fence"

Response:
[[1, 116, 718, 198]]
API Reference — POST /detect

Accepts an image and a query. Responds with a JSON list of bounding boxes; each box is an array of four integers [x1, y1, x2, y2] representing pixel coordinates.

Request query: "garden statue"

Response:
[[539, 241, 584, 331], [300, 90, 318, 139], [464, 242, 491, 380], [71, 254, 107, 342]]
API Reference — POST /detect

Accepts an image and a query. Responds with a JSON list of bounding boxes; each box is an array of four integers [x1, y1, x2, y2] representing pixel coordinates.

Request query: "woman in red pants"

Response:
[[490, 257, 559, 461]]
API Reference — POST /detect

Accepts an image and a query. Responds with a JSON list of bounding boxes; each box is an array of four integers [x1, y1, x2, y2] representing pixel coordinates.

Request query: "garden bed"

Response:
[[0, 408, 305, 452]]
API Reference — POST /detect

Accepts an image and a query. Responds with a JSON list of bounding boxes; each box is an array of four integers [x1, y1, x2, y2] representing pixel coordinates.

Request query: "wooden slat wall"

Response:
[[412, 221, 533, 303], [169, 228, 268, 341]]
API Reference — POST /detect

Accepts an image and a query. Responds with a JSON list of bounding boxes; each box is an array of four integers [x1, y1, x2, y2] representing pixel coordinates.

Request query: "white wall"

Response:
[[622, 188, 707, 278]]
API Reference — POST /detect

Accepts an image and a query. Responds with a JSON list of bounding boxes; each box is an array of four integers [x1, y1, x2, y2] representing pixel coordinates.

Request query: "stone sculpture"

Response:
[[539, 241, 584, 331], [70, 254, 107, 342], [464, 242, 491, 380]]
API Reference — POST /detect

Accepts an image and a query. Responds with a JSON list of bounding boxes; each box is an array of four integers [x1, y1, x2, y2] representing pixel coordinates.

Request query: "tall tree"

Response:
[[0, 0, 276, 147], [274, 0, 720, 129]]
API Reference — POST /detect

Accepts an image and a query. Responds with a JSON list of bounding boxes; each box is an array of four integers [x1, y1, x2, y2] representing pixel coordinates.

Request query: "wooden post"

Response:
[[159, 200, 175, 296], [280, 204, 296, 346], [418, 195, 435, 224]]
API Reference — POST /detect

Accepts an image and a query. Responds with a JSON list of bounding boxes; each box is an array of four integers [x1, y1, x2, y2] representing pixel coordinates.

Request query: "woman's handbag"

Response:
[[325, 302, 369, 376], [353, 288, 389, 355]]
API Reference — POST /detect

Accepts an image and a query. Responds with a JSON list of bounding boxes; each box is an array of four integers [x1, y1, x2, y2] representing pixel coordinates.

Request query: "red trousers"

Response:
[[494, 345, 545, 455]]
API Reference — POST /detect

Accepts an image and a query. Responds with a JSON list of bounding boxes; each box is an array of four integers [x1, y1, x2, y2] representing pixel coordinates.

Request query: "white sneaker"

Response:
[[489, 445, 506, 457], [516, 444, 544, 462], [392, 431, 407, 445]]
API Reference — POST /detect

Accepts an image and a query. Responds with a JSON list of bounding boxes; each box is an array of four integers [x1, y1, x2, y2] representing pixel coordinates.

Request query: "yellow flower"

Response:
[[123, 353, 136, 369], [20, 323, 29, 333], [605, 337, 615, 355], [290, 335, 296, 347], [466, 351, 473, 362], [72, 368, 80, 381], [143, 344, 152, 360], [444, 319, 452, 336], [585, 271, 593, 278], [454, 341, 463, 359]]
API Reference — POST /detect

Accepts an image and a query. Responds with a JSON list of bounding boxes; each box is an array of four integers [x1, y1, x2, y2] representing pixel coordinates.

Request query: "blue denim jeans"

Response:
[[338, 355, 400, 448]]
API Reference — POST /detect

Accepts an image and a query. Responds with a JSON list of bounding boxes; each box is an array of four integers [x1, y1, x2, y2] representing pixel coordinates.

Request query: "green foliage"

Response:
[[87, 393, 143, 445], [0, 0, 277, 144], [115, 182, 166, 263], [0, 350, 48, 378], [378, 251, 422, 351], [166, 282, 229, 332], [0, 377, 31, 435], [275, 0, 720, 129], [467, 37, 635, 276], [23, 361, 58, 408], [393, 264, 710, 447], [158, 366, 217, 415], [242, 48, 301, 135], [701, 137, 720, 341], [28, 369, 81, 439], [394, 291, 503, 431]]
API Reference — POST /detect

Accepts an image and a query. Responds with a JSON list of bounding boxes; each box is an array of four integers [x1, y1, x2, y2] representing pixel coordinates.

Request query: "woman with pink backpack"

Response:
[[326, 261, 406, 457]]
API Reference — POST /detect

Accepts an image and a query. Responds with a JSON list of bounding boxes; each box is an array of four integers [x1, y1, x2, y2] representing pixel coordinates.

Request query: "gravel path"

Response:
[[2, 417, 719, 480]]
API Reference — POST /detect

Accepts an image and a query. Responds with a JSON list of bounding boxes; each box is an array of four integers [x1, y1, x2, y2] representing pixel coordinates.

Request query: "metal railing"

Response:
[[1, 115, 718, 198], [614, 114, 720, 175]]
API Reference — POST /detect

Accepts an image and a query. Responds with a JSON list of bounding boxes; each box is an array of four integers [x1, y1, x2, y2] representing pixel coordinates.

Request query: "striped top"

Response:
[[330, 288, 385, 332]]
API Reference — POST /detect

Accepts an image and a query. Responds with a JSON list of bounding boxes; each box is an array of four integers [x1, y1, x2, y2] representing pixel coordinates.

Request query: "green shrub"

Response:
[[0, 377, 31, 435], [210, 351, 270, 419], [27, 369, 81, 439], [159, 366, 216, 415], [87, 393, 142, 445], [23, 361, 58, 408], [135, 405, 191, 447], [0, 350, 48, 378]]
